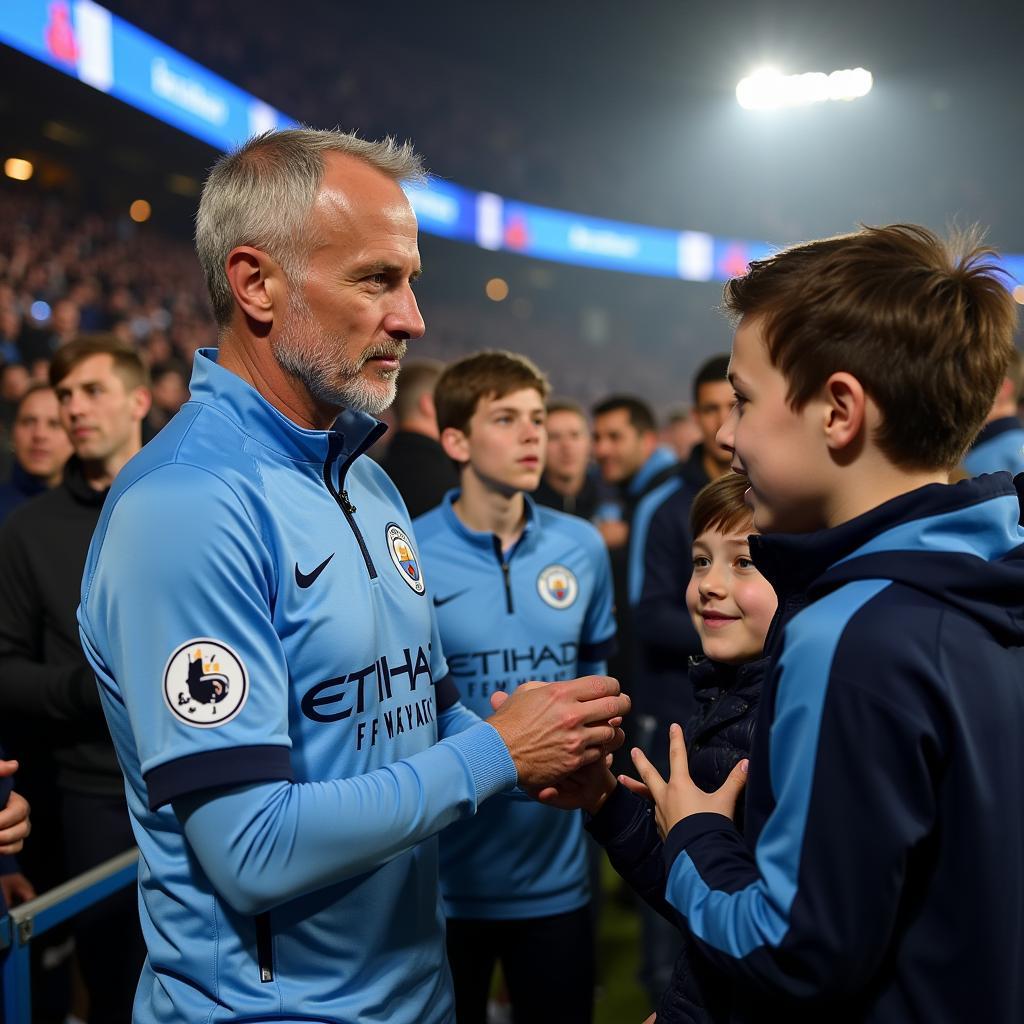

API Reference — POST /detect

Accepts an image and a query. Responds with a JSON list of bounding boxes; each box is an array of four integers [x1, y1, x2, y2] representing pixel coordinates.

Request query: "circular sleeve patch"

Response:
[[386, 523, 426, 595], [537, 564, 579, 609], [163, 638, 248, 728]]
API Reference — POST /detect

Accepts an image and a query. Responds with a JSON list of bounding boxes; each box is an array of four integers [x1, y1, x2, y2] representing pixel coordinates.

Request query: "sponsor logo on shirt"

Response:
[[537, 564, 578, 609], [163, 638, 248, 728], [300, 644, 437, 751], [386, 523, 426, 595]]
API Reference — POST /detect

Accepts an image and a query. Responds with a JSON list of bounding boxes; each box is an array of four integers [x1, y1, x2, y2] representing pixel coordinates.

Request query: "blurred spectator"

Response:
[[534, 397, 605, 519], [0, 361, 30, 428], [144, 358, 190, 436], [21, 299, 80, 366], [0, 383, 72, 522], [661, 405, 702, 462], [0, 336, 150, 1024], [681, 355, 734, 490], [964, 347, 1024, 477], [0, 307, 24, 364], [380, 357, 458, 517]]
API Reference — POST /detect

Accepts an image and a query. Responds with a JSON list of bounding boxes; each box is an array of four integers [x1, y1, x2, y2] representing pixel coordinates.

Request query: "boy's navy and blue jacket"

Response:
[[660, 474, 1024, 1023], [964, 415, 1024, 477]]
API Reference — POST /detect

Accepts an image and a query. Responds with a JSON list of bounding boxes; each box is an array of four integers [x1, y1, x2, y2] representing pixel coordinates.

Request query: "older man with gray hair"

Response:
[[77, 127, 629, 1024]]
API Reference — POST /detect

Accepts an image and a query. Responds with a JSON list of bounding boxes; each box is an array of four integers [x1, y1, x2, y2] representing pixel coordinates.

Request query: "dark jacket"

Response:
[[0, 456, 121, 796], [533, 466, 605, 521], [379, 430, 458, 519], [587, 655, 768, 1024], [0, 462, 48, 524], [663, 473, 1024, 1023], [685, 656, 767, 834]]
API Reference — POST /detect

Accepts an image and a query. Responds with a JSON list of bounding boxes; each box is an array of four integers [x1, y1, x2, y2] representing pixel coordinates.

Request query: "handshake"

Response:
[[484, 676, 629, 789]]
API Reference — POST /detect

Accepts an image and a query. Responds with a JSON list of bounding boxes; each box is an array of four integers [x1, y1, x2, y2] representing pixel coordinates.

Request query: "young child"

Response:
[[414, 351, 616, 1024], [630, 224, 1024, 1023], [541, 471, 777, 1024]]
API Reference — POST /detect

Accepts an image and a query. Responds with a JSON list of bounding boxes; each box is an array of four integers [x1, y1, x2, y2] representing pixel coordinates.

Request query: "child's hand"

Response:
[[533, 755, 617, 814], [630, 724, 748, 840]]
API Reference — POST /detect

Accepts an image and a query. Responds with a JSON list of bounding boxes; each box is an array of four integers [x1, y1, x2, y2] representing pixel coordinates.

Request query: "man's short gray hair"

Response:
[[195, 127, 426, 327]]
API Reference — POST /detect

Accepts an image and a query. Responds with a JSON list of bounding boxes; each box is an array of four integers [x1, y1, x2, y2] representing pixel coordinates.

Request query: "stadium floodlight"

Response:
[[736, 67, 873, 110]]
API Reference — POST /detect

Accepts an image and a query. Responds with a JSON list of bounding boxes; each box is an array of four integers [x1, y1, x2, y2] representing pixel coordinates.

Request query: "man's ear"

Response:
[[131, 385, 153, 422], [821, 372, 867, 452], [224, 246, 284, 327], [440, 425, 470, 464]]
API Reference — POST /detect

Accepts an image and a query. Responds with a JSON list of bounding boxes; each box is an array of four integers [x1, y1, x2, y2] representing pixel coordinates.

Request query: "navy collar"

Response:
[[438, 488, 539, 552], [187, 348, 386, 464], [971, 416, 1023, 449], [627, 445, 678, 497], [750, 473, 1020, 600]]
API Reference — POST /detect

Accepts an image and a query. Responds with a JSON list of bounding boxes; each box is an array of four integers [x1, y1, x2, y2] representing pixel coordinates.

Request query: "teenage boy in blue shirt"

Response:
[[630, 225, 1024, 1022], [415, 351, 616, 1024]]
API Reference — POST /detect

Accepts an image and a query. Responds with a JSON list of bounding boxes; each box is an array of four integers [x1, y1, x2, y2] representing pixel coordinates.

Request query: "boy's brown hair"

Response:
[[722, 224, 1018, 470], [690, 472, 755, 540], [49, 335, 151, 391], [434, 350, 550, 434]]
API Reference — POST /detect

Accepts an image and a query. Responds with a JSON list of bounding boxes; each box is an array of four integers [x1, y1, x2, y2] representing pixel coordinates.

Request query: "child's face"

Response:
[[685, 527, 778, 664], [717, 316, 835, 533], [460, 387, 547, 492]]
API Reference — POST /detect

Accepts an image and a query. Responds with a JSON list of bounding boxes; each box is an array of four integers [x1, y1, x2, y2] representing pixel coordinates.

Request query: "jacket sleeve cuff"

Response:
[[585, 782, 650, 844], [663, 811, 738, 871], [442, 721, 518, 803]]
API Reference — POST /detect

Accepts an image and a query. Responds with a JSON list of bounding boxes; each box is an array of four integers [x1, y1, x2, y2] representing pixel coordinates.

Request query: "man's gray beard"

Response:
[[272, 305, 403, 416]]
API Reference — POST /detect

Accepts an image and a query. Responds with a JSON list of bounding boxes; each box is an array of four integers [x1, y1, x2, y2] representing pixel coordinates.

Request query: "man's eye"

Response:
[[736, 557, 754, 569], [692, 556, 711, 569]]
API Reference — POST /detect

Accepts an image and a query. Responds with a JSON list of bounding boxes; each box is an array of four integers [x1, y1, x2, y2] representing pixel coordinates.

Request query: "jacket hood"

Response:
[[754, 473, 1024, 647]]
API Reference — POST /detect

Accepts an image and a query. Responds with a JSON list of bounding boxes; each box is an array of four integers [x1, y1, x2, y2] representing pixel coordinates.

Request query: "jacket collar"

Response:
[[971, 416, 1023, 448], [626, 445, 678, 497], [750, 473, 1020, 601], [187, 348, 386, 464], [61, 455, 108, 507]]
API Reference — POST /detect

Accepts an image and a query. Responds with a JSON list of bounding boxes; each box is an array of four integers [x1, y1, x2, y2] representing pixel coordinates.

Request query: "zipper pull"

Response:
[[340, 490, 357, 515]]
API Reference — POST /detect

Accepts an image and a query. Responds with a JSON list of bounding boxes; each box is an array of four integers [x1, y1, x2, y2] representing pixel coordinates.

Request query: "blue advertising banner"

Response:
[[0, 1, 1021, 288]]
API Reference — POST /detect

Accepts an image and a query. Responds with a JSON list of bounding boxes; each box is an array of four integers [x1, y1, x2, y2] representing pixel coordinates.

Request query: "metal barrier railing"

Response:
[[0, 848, 139, 1023]]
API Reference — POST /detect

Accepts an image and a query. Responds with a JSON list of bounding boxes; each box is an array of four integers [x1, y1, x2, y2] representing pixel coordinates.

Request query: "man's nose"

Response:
[[384, 287, 425, 341]]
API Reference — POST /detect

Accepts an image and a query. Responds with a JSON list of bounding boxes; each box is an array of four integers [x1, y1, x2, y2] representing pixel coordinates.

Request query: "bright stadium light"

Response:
[[736, 67, 873, 110]]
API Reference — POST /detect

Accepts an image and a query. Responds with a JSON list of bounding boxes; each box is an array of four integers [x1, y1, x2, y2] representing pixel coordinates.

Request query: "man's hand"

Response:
[[631, 724, 748, 840], [0, 762, 31, 856], [533, 754, 618, 814], [487, 676, 630, 788], [0, 789, 31, 855], [1, 872, 36, 907]]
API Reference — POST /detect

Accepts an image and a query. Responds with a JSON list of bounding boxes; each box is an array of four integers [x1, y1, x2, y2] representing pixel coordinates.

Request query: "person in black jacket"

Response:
[[0, 383, 72, 523], [380, 357, 458, 517], [0, 335, 151, 1023], [531, 473, 776, 1023]]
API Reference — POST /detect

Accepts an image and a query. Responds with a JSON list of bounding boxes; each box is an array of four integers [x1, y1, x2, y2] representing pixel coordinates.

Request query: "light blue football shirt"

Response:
[[415, 492, 616, 918], [78, 350, 515, 1024]]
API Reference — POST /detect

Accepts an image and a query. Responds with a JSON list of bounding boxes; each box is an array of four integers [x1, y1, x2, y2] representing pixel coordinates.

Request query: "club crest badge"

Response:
[[537, 564, 578, 609], [386, 523, 426, 595], [163, 639, 248, 728]]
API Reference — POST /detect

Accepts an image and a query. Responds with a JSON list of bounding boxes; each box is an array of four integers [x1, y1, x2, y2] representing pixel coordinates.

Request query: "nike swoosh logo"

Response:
[[433, 589, 469, 608], [295, 553, 335, 589]]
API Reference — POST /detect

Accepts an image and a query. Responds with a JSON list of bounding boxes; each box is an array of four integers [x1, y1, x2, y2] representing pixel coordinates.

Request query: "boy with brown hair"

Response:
[[415, 350, 616, 1024], [630, 224, 1024, 1022]]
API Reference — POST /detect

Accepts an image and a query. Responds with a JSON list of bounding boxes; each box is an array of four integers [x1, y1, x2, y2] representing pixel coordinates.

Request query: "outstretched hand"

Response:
[[487, 677, 629, 788], [630, 724, 748, 840]]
